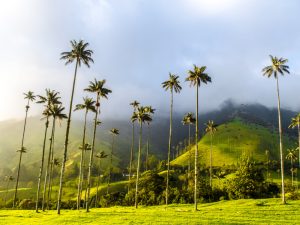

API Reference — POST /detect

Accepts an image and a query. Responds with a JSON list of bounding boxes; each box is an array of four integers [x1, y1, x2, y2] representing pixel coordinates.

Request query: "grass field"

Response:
[[0, 198, 299, 225]]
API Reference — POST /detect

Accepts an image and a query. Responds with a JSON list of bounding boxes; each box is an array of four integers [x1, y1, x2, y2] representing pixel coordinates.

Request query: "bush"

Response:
[[99, 192, 126, 207], [19, 199, 35, 209]]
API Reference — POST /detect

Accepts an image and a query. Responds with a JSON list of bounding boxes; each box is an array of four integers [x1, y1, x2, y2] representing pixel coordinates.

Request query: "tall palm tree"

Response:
[[13, 91, 35, 208], [132, 106, 152, 208], [289, 114, 300, 169], [186, 64, 211, 211], [95, 151, 108, 207], [128, 100, 140, 192], [74, 97, 96, 210], [162, 73, 182, 206], [107, 128, 120, 194], [205, 120, 217, 187], [85, 79, 112, 212], [35, 89, 61, 212], [58, 40, 93, 214], [182, 112, 196, 179], [262, 55, 289, 204], [4, 175, 14, 205], [144, 106, 155, 171], [44, 104, 67, 210], [286, 149, 297, 186]]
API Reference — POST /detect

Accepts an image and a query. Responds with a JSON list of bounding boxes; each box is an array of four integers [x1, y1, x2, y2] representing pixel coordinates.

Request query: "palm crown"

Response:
[[185, 64, 211, 86], [130, 100, 140, 110], [262, 55, 290, 78], [162, 73, 182, 93], [131, 106, 152, 124], [205, 120, 218, 135], [288, 114, 300, 129], [47, 104, 68, 122], [95, 151, 108, 159], [84, 79, 112, 100], [74, 97, 96, 113], [60, 40, 94, 67], [110, 128, 120, 136], [37, 89, 61, 105], [182, 112, 196, 125], [286, 149, 297, 161], [24, 91, 36, 102]]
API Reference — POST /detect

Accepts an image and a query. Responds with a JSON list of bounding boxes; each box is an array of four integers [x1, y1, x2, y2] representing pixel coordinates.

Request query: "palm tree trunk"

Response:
[[42, 118, 55, 211], [13, 100, 30, 208], [276, 76, 285, 204], [77, 110, 88, 210], [36, 116, 49, 212], [188, 124, 191, 180], [135, 122, 142, 208], [210, 133, 213, 187], [146, 124, 150, 171], [47, 120, 56, 209], [166, 89, 173, 206], [57, 60, 79, 214], [86, 94, 100, 212], [298, 123, 300, 174], [291, 159, 293, 186], [128, 122, 134, 193], [81, 153, 86, 207], [95, 159, 101, 208], [194, 84, 199, 211], [107, 135, 115, 194]]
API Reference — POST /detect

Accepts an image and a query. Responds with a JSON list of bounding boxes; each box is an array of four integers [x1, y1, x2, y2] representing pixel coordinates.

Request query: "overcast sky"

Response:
[[1, 0, 300, 121]]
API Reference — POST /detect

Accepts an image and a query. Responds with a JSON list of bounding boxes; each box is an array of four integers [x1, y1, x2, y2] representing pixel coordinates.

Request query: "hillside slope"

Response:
[[171, 118, 295, 167]]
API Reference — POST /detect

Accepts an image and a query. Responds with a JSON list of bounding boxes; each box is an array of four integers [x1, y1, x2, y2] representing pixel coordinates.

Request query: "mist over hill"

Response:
[[0, 100, 298, 178]]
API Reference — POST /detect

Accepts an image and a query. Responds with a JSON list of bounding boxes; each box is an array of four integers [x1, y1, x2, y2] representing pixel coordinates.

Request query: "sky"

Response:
[[1, 0, 300, 121]]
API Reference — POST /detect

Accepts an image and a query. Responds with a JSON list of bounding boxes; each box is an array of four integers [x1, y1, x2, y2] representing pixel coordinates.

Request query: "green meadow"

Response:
[[0, 199, 299, 225]]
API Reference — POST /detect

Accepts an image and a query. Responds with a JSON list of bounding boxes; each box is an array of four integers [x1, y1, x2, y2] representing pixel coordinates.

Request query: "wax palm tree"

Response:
[[205, 120, 217, 187], [13, 91, 35, 208], [286, 149, 297, 186], [186, 64, 211, 211], [58, 40, 94, 214], [4, 175, 14, 205], [107, 128, 120, 194], [35, 89, 61, 212], [289, 114, 300, 169], [84, 79, 112, 212], [74, 97, 96, 210], [144, 106, 156, 171], [44, 104, 67, 210], [132, 106, 152, 208], [262, 55, 289, 204], [182, 112, 196, 179], [162, 73, 182, 206], [95, 151, 108, 207], [128, 100, 140, 192]]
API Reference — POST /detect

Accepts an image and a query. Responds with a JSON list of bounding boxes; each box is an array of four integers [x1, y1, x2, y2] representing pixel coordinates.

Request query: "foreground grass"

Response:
[[0, 198, 299, 225]]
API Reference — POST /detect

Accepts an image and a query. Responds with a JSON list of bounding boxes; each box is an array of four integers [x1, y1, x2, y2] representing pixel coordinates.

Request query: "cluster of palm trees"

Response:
[[162, 65, 212, 210], [9, 38, 299, 212]]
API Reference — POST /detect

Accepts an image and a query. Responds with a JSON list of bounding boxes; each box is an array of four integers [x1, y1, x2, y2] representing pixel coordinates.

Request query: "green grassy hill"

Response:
[[171, 118, 295, 167]]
